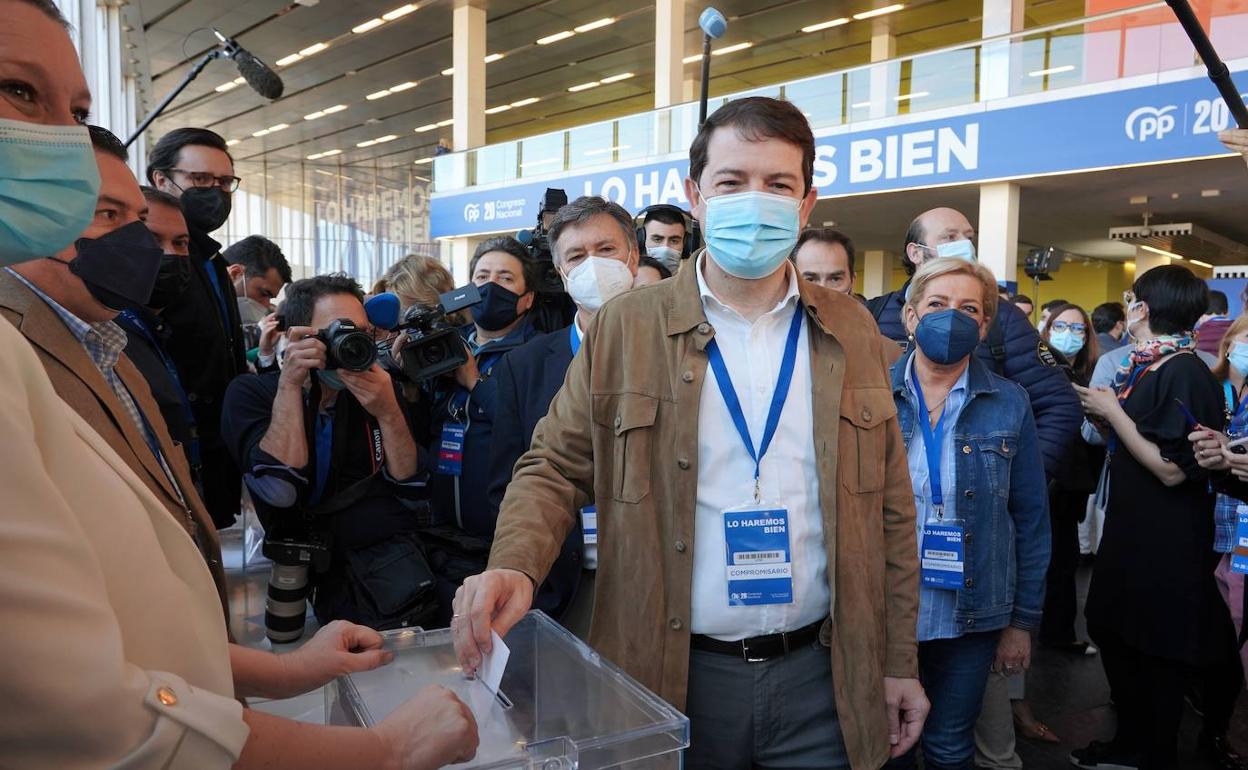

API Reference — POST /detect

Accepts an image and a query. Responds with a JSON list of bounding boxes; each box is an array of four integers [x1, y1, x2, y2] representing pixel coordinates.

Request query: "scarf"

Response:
[[1111, 333, 1195, 402]]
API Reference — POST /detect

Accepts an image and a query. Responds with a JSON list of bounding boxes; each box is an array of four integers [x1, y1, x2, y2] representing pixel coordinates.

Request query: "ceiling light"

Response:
[[226, 139, 241, 146], [268, 123, 290, 133], [483, 53, 504, 63], [299, 42, 328, 57], [510, 97, 540, 107], [574, 17, 615, 32], [894, 91, 929, 101], [484, 104, 512, 114], [712, 42, 752, 55], [436, 118, 454, 127], [215, 77, 245, 93], [1129, 195, 1149, 205], [1191, 259, 1214, 268], [682, 53, 703, 63], [321, 149, 342, 157], [275, 53, 303, 67], [307, 151, 326, 160], [1028, 64, 1076, 77], [305, 110, 326, 120], [357, 139, 376, 147], [367, 89, 392, 100], [802, 17, 850, 32], [390, 81, 417, 93], [382, 3, 417, 21], [1202, 189, 1221, 197], [1139, 245, 1185, 261], [568, 81, 601, 92], [853, 3, 905, 20], [253, 128, 271, 137], [414, 156, 433, 164], [352, 17, 384, 33], [323, 104, 347, 114], [537, 30, 575, 45], [415, 123, 438, 132], [600, 72, 634, 83], [441, 67, 454, 76]]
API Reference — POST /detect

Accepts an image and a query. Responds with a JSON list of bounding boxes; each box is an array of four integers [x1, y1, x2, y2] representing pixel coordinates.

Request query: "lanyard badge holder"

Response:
[[708, 306, 803, 608], [913, 376, 965, 590]]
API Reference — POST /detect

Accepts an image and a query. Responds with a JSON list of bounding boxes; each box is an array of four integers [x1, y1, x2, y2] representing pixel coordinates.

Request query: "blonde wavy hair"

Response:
[[904, 257, 1000, 323]]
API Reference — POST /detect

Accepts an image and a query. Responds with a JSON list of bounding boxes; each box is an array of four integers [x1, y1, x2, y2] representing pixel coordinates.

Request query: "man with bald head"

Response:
[[866, 206, 1081, 478]]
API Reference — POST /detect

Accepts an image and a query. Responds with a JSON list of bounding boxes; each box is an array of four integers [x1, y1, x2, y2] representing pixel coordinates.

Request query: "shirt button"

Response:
[[962, 445, 972, 454], [964, 489, 975, 499], [682, 371, 694, 383], [966, 618, 976, 627], [964, 532, 974, 544], [669, 617, 683, 630], [675, 540, 687, 553], [861, 408, 872, 423], [677, 458, 690, 470], [156, 687, 178, 706], [613, 416, 622, 429], [697, 323, 711, 335], [964, 577, 975, 588]]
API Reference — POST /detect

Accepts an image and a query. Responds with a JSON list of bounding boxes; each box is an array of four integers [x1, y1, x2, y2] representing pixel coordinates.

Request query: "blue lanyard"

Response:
[[1226, 381, 1248, 435], [201, 258, 233, 332], [117, 310, 201, 467], [705, 303, 804, 502], [912, 373, 951, 518], [569, 323, 581, 356]]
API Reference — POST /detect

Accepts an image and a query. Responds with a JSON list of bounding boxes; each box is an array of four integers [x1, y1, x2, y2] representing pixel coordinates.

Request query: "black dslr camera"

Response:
[[261, 535, 332, 643], [318, 318, 377, 371], [394, 283, 482, 382]]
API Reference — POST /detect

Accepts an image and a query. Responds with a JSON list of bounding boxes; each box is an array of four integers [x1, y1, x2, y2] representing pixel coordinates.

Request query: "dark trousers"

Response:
[[1089, 622, 1193, 770], [885, 630, 1001, 770], [1040, 487, 1083, 645], [684, 639, 849, 770]]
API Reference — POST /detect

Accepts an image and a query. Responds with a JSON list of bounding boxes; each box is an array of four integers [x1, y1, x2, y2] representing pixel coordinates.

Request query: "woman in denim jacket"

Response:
[[884, 258, 1051, 770]]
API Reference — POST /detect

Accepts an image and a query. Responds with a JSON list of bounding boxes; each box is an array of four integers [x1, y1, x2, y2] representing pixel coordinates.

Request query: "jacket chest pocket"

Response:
[[974, 436, 1018, 499], [592, 393, 659, 504], [839, 388, 896, 494]]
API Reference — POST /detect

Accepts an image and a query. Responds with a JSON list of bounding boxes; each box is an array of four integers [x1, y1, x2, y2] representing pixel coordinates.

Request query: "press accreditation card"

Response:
[[921, 524, 965, 589], [435, 422, 465, 476], [1232, 506, 1248, 575], [724, 506, 794, 606]]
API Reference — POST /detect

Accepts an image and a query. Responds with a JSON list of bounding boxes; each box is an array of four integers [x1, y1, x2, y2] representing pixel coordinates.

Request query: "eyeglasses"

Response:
[[164, 168, 242, 192], [1050, 321, 1087, 334]]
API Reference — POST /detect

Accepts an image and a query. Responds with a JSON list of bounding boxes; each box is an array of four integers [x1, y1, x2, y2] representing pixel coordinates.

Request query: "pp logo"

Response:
[[463, 203, 481, 223], [1125, 105, 1177, 142]]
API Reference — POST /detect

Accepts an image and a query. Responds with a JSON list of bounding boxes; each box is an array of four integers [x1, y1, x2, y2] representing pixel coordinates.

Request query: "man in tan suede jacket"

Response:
[[454, 97, 927, 770]]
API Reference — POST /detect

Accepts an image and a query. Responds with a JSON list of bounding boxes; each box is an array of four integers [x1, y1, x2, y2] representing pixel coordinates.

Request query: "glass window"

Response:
[[520, 131, 565, 178]]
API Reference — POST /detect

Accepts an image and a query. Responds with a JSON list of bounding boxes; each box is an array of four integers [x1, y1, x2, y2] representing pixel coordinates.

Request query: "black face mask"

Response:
[[473, 282, 526, 332], [148, 254, 192, 310], [180, 186, 231, 233], [54, 220, 163, 311]]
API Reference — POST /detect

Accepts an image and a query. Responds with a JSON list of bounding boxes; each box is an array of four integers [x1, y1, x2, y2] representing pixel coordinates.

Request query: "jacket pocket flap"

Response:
[[978, 436, 1019, 458], [839, 387, 896, 429], [593, 393, 659, 436]]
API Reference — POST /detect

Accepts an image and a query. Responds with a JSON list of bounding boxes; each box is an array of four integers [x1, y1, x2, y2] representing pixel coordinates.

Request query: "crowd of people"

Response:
[[4, 0, 1248, 767]]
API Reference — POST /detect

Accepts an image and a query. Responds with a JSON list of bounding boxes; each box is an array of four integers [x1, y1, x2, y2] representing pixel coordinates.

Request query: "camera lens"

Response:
[[265, 563, 311, 643], [333, 331, 378, 371]]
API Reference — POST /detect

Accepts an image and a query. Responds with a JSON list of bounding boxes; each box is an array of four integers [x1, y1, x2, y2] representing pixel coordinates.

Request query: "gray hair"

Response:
[[548, 196, 637, 266]]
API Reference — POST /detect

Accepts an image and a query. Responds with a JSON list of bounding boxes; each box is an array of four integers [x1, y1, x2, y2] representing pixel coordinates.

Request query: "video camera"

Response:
[[516, 188, 576, 330], [390, 283, 482, 383]]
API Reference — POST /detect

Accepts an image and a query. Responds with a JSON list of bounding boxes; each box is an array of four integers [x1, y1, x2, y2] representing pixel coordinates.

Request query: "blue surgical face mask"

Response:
[[924, 239, 976, 262], [0, 119, 101, 265], [1049, 329, 1085, 358], [913, 308, 982, 365], [701, 189, 800, 280], [1229, 341, 1248, 377]]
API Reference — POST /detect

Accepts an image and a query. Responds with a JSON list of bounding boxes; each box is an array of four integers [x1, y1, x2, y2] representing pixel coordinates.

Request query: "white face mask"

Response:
[[563, 256, 634, 313], [647, 245, 681, 273]]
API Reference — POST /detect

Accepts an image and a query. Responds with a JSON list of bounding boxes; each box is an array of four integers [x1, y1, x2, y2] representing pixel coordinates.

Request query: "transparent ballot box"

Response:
[[325, 611, 689, 768]]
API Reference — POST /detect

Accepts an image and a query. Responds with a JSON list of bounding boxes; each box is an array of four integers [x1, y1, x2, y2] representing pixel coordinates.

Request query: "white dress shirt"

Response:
[[690, 256, 830, 640]]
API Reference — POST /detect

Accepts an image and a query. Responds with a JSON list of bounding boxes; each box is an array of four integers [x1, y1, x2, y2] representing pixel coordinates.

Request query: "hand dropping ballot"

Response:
[[465, 630, 511, 717]]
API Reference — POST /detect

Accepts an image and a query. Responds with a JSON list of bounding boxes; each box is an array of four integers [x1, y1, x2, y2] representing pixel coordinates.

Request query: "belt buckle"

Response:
[[741, 637, 767, 663]]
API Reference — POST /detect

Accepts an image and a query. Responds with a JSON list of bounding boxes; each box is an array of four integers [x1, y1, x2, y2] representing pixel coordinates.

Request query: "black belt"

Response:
[[690, 618, 825, 663]]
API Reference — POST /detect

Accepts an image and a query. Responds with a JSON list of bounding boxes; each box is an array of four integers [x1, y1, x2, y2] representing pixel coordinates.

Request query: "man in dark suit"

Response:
[[487, 196, 640, 622], [147, 127, 247, 528]]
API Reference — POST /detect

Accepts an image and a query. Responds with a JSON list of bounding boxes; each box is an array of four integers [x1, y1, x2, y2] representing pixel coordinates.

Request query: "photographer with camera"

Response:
[[422, 238, 539, 618], [222, 274, 437, 641], [486, 196, 639, 625]]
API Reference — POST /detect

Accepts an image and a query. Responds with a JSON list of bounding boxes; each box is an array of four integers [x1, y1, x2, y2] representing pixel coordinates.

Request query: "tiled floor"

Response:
[[222, 524, 1248, 767]]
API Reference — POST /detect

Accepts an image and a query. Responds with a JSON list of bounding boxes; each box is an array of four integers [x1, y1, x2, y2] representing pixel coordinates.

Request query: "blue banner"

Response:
[[431, 71, 1247, 239]]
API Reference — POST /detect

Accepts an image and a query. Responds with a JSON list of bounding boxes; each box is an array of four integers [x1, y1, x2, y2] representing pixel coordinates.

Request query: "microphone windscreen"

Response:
[[699, 7, 727, 39], [514, 229, 534, 246], [365, 292, 401, 331], [235, 49, 284, 100]]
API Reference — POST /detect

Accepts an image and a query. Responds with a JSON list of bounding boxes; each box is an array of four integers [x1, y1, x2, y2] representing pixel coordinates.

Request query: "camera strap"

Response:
[[303, 380, 388, 518]]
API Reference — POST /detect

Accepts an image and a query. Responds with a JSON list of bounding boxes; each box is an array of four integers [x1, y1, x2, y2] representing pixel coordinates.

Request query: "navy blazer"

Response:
[[487, 326, 584, 619]]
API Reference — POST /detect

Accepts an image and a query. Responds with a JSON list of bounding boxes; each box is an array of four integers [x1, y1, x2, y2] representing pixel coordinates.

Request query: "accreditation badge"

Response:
[[1232, 505, 1248, 575], [435, 422, 466, 476], [921, 523, 965, 589], [724, 504, 794, 607]]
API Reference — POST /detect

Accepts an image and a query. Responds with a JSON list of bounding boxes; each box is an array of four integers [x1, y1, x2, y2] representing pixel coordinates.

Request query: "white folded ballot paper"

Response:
[[326, 611, 689, 769]]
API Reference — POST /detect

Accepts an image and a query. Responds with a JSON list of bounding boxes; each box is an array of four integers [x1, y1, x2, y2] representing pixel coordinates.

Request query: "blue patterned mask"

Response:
[[914, 308, 981, 365]]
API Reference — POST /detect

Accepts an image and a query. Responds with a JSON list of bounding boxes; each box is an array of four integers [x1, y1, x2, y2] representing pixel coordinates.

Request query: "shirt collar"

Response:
[[4, 267, 126, 353], [904, 354, 971, 400], [695, 254, 800, 320]]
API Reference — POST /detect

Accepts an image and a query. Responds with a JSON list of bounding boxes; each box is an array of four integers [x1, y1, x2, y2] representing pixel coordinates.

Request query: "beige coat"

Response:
[[490, 260, 920, 770], [0, 320, 247, 768]]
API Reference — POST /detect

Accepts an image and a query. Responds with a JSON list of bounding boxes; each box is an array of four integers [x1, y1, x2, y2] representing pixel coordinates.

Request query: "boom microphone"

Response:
[[213, 29, 284, 100], [697, 7, 727, 126]]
